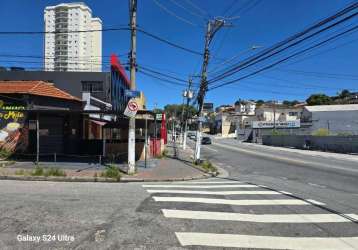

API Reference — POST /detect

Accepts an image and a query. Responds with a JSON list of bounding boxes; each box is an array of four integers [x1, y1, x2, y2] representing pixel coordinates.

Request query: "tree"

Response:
[[163, 104, 197, 120], [338, 89, 350, 99], [256, 100, 264, 106], [306, 94, 332, 106], [282, 100, 300, 106]]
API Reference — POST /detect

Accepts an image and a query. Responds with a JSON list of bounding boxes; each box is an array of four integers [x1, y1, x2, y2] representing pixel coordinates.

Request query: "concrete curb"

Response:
[[0, 169, 214, 183], [0, 175, 120, 183]]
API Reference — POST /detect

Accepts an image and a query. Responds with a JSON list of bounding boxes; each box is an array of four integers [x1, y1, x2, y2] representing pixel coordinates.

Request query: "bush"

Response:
[[101, 165, 121, 181], [0, 149, 11, 159], [312, 128, 330, 136], [45, 167, 66, 177], [271, 130, 288, 136], [31, 166, 66, 177], [31, 166, 44, 176], [199, 160, 217, 173], [15, 169, 26, 175], [337, 132, 353, 136]]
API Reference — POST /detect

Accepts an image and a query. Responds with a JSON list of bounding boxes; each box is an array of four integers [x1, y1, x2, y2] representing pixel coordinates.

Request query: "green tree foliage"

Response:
[[164, 104, 197, 119], [338, 89, 350, 99], [282, 100, 300, 106], [306, 94, 332, 106], [256, 100, 265, 106]]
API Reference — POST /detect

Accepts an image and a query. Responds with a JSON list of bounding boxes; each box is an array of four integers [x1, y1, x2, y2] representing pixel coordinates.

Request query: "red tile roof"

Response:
[[0, 81, 82, 102]]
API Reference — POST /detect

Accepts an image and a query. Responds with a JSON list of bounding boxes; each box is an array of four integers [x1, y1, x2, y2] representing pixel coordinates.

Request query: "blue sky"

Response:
[[0, 0, 357, 109]]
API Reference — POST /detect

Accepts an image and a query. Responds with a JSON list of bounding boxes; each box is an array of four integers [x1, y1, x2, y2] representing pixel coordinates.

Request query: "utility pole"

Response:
[[195, 18, 227, 163], [183, 77, 193, 150], [128, 0, 137, 174], [273, 100, 277, 131]]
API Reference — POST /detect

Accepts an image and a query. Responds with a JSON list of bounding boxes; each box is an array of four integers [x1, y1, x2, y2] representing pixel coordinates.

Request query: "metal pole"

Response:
[[183, 77, 193, 150], [144, 116, 148, 168], [128, 0, 137, 174], [102, 126, 106, 157], [36, 113, 39, 164], [273, 100, 276, 131]]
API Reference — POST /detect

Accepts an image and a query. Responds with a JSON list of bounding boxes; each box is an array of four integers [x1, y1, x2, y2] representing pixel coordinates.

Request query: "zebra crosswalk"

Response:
[[142, 178, 358, 249]]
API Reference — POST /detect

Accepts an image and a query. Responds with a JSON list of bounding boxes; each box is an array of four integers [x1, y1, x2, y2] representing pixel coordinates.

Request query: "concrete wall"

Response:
[[262, 135, 358, 153]]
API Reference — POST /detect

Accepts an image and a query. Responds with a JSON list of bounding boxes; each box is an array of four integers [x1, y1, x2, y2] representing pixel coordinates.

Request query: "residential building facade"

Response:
[[44, 2, 102, 72]]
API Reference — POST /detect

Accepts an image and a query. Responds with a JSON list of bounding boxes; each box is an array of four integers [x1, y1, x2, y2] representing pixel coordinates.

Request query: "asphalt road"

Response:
[[0, 138, 357, 249]]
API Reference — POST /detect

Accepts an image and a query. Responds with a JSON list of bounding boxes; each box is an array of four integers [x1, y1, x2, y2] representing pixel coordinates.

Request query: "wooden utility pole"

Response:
[[195, 18, 226, 163], [128, 0, 137, 174]]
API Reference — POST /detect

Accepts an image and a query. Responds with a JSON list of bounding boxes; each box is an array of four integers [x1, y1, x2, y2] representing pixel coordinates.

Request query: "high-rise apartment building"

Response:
[[44, 2, 102, 72]]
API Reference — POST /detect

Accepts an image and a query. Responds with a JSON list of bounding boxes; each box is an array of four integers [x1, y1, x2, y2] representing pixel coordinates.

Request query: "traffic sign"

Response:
[[124, 98, 139, 118], [125, 89, 141, 98], [155, 114, 162, 120]]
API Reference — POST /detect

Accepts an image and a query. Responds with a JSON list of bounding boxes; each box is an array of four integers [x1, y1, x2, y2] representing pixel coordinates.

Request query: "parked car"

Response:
[[201, 137, 212, 144], [189, 134, 196, 140]]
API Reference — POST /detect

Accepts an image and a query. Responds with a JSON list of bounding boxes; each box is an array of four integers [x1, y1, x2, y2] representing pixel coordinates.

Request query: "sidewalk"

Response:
[[0, 144, 210, 182]]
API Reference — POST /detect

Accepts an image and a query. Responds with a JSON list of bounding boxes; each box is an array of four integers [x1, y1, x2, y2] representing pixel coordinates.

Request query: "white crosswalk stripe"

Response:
[[142, 184, 257, 188], [162, 209, 358, 223], [175, 232, 358, 250], [152, 196, 322, 205], [147, 189, 281, 195], [142, 179, 357, 249]]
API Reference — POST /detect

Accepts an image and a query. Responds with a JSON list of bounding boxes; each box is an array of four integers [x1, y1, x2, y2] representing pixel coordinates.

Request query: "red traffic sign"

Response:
[[128, 101, 138, 112]]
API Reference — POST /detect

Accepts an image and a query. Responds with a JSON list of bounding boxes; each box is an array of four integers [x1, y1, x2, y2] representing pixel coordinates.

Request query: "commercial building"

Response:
[[0, 55, 136, 113], [302, 104, 358, 135], [44, 2, 102, 72], [0, 81, 83, 155]]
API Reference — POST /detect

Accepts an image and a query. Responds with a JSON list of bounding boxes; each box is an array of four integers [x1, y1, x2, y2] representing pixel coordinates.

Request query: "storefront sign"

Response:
[[0, 100, 26, 151], [252, 120, 300, 129]]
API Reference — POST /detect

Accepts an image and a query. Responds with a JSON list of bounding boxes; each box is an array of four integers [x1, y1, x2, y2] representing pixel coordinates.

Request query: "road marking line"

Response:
[[308, 182, 326, 188], [306, 199, 325, 206], [175, 232, 358, 250], [203, 146, 218, 152], [226, 165, 233, 168], [153, 197, 314, 206], [280, 191, 292, 195], [147, 190, 281, 195], [176, 181, 242, 184], [142, 184, 257, 188], [162, 209, 357, 223]]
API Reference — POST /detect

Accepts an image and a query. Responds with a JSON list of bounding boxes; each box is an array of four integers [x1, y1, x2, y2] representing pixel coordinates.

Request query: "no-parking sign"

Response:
[[124, 98, 138, 118]]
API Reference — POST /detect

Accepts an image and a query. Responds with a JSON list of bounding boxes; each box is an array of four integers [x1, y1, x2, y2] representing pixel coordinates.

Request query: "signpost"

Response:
[[155, 114, 162, 120], [124, 98, 138, 118], [252, 120, 300, 129], [125, 89, 141, 98]]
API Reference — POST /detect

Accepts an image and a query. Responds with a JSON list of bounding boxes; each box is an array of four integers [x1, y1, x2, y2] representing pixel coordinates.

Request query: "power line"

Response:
[[138, 65, 189, 83], [168, 0, 207, 19], [152, 0, 199, 27], [136, 28, 203, 56], [184, 0, 212, 18], [278, 34, 358, 67], [0, 24, 203, 56], [277, 68, 358, 80], [0, 26, 129, 35], [208, 2, 358, 84], [208, 24, 358, 91], [137, 69, 190, 87], [0, 53, 128, 59], [207, 7, 358, 84], [259, 74, 351, 90]]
